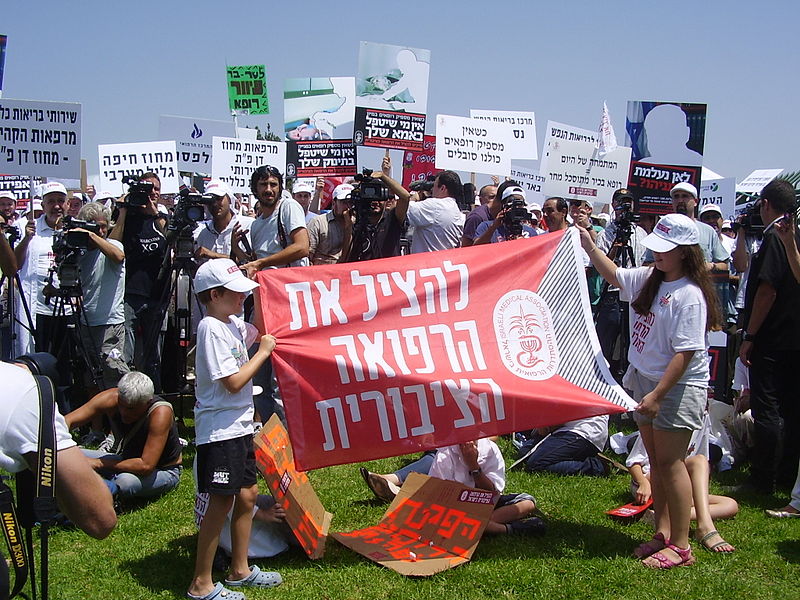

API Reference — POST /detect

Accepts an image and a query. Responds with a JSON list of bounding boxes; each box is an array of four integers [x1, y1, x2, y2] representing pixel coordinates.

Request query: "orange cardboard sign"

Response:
[[333, 472, 497, 576], [253, 416, 332, 559]]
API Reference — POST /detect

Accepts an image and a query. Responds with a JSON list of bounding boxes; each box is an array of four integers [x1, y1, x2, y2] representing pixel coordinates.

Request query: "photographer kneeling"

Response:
[[74, 202, 129, 389]]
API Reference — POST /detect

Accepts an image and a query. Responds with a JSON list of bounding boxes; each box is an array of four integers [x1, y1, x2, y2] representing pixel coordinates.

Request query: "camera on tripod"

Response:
[[349, 169, 390, 220], [614, 201, 640, 245], [172, 188, 213, 229], [122, 175, 155, 208], [47, 217, 100, 293]]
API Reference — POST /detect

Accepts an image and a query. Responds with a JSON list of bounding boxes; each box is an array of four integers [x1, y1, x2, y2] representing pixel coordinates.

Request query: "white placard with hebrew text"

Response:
[[98, 140, 180, 195], [435, 114, 512, 176], [470, 109, 537, 160], [211, 136, 286, 195]]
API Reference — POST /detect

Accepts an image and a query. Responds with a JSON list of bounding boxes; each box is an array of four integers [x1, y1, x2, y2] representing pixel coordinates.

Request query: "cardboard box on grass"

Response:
[[333, 472, 498, 576], [253, 415, 332, 559]]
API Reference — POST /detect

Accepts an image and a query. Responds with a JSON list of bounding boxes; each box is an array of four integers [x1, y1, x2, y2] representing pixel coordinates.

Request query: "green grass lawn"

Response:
[[29, 437, 800, 599]]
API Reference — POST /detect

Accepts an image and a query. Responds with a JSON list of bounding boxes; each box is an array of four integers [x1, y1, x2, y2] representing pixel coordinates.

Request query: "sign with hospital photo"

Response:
[[283, 77, 357, 178], [539, 120, 632, 205], [435, 114, 513, 176], [469, 109, 538, 160], [353, 41, 430, 151]]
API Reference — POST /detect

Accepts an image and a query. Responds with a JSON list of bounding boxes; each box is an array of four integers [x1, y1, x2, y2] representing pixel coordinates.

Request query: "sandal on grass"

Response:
[[186, 582, 244, 600], [224, 565, 282, 588], [698, 530, 735, 553], [642, 543, 696, 569], [633, 531, 668, 558]]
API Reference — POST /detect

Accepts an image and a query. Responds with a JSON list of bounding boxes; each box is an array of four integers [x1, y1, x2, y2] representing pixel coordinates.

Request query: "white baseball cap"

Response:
[[642, 213, 700, 252], [698, 203, 722, 217], [95, 190, 116, 202], [501, 186, 526, 202], [0, 190, 15, 201], [670, 182, 698, 199], [40, 182, 67, 198], [332, 183, 354, 200], [204, 178, 234, 199], [293, 182, 314, 195], [194, 258, 259, 293]]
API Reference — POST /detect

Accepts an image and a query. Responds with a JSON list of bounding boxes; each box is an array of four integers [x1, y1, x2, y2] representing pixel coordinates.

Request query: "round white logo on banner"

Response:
[[493, 289, 559, 380]]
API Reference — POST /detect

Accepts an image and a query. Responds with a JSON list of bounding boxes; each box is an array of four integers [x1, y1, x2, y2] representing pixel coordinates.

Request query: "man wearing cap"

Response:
[[461, 184, 498, 247], [238, 166, 309, 276], [194, 179, 254, 264], [0, 190, 18, 228], [67, 192, 86, 218], [13, 181, 70, 356], [473, 183, 538, 244], [739, 179, 800, 494], [595, 188, 648, 370], [307, 183, 353, 264], [291, 180, 318, 224], [699, 204, 735, 254]]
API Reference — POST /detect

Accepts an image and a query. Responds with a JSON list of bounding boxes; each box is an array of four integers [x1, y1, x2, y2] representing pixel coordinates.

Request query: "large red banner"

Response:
[[257, 229, 634, 471]]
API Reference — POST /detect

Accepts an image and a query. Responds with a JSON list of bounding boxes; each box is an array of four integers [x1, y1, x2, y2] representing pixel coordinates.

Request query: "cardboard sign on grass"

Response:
[[332, 472, 497, 576], [253, 415, 332, 559]]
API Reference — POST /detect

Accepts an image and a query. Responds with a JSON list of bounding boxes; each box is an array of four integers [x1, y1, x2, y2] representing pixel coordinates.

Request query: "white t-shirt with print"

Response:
[[617, 266, 709, 386], [194, 314, 259, 445]]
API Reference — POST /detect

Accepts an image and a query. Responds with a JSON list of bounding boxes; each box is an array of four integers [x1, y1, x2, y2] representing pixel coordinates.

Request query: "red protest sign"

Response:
[[401, 135, 436, 189], [257, 229, 634, 471], [333, 473, 496, 576]]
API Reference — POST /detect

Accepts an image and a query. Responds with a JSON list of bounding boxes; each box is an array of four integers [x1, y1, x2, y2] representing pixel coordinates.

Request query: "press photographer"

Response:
[[73, 202, 129, 389], [473, 182, 538, 244], [109, 172, 168, 392]]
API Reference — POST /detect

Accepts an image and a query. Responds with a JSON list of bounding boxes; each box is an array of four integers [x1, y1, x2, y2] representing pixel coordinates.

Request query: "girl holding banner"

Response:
[[578, 213, 721, 569]]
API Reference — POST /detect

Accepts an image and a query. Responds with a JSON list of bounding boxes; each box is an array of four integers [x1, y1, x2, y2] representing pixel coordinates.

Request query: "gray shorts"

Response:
[[626, 368, 705, 432]]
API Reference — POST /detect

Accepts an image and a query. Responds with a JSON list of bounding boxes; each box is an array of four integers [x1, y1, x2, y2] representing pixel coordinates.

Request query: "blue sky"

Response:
[[2, 0, 797, 182]]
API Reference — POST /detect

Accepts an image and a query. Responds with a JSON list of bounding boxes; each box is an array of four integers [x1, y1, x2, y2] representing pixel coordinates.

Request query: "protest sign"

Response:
[[353, 42, 430, 151], [699, 176, 736, 219], [469, 109, 537, 160], [736, 168, 783, 195], [257, 228, 635, 471], [158, 115, 235, 173], [0, 35, 6, 98], [402, 135, 436, 189], [98, 140, 180, 195], [0, 99, 81, 179], [253, 415, 332, 559], [333, 473, 496, 577], [0, 174, 42, 200], [284, 77, 357, 177], [539, 121, 632, 205], [509, 164, 546, 207], [435, 114, 513, 176], [624, 101, 706, 214], [211, 136, 286, 195], [227, 65, 269, 115]]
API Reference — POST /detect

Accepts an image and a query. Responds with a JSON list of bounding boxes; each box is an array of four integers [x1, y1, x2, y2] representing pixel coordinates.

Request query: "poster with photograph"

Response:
[[353, 42, 430, 151], [624, 101, 707, 214], [284, 77, 357, 178]]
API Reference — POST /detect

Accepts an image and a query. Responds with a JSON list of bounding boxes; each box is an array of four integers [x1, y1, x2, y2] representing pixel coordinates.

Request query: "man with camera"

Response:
[[461, 184, 499, 247], [339, 174, 405, 262], [307, 183, 354, 264], [72, 201, 129, 388], [194, 179, 254, 264], [238, 165, 309, 275], [739, 179, 800, 495], [110, 172, 168, 392], [13, 182, 71, 357], [472, 183, 538, 244]]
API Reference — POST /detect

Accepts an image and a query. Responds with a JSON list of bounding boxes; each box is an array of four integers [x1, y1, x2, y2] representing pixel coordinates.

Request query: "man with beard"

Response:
[[238, 165, 309, 276]]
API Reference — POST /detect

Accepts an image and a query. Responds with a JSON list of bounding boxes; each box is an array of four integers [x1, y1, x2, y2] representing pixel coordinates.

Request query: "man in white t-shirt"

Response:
[[395, 170, 465, 253], [194, 179, 254, 265], [0, 361, 116, 539]]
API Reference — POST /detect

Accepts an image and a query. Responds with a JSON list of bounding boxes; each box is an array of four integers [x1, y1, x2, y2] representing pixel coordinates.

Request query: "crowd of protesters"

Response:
[[1, 160, 798, 597]]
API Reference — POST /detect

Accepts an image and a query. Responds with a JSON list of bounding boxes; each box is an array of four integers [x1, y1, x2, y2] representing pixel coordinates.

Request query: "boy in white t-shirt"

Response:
[[187, 258, 281, 600]]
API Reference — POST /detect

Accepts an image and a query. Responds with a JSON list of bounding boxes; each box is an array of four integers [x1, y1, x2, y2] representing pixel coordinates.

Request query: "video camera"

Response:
[[349, 169, 390, 220], [122, 175, 155, 208], [47, 217, 100, 293], [614, 201, 640, 245], [409, 177, 435, 195], [732, 200, 765, 236], [502, 194, 531, 239], [172, 188, 212, 229]]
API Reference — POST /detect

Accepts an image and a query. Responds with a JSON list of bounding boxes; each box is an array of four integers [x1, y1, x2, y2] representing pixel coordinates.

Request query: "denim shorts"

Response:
[[625, 368, 706, 431]]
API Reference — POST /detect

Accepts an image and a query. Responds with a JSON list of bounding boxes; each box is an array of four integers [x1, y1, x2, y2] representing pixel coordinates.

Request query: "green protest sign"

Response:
[[226, 64, 269, 115]]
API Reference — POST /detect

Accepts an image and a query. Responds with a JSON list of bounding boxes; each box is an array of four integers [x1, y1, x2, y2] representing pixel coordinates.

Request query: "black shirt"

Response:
[[121, 211, 168, 302], [743, 226, 800, 351]]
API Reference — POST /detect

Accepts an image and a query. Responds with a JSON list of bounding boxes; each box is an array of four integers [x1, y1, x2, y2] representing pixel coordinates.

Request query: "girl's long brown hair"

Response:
[[630, 244, 722, 331]]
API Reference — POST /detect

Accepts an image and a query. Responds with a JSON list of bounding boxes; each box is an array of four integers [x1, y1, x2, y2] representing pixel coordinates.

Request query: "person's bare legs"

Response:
[[686, 455, 736, 552], [642, 428, 694, 566], [638, 425, 670, 545], [227, 484, 258, 582], [188, 493, 234, 598]]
